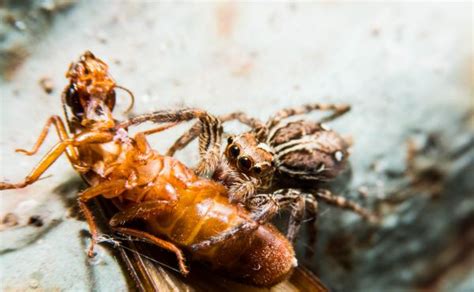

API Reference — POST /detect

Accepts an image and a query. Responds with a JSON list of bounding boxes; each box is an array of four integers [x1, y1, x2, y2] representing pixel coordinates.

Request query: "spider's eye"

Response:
[[227, 136, 234, 144], [228, 145, 240, 158], [253, 165, 262, 174], [238, 156, 253, 171]]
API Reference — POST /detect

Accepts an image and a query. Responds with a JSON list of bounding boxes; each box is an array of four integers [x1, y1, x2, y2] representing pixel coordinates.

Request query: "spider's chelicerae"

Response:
[[167, 103, 377, 244]]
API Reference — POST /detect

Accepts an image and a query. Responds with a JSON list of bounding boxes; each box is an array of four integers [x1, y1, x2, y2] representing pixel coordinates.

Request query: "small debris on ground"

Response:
[[39, 77, 54, 94], [2, 213, 19, 228], [28, 215, 44, 227]]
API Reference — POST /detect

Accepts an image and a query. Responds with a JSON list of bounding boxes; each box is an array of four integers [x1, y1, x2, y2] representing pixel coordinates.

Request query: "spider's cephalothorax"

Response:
[[216, 133, 276, 202], [168, 103, 376, 244], [230, 120, 351, 186]]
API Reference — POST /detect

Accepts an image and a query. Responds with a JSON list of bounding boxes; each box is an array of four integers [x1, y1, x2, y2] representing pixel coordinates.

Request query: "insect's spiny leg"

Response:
[[78, 200, 99, 257], [113, 227, 189, 275]]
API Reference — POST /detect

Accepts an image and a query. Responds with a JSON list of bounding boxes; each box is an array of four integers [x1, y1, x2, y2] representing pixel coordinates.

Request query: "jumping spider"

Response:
[[166, 103, 376, 244]]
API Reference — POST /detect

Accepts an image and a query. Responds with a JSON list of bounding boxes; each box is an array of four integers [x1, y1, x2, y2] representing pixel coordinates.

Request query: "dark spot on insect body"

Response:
[[28, 215, 44, 227]]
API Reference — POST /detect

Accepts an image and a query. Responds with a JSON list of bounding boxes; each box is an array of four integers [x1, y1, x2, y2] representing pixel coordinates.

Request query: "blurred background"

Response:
[[0, 1, 472, 291]]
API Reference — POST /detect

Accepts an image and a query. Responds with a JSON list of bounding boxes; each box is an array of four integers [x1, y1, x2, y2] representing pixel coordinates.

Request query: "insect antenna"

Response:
[[115, 85, 135, 113]]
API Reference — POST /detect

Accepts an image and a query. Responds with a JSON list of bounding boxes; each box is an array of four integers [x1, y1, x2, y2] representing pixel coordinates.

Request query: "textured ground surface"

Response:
[[0, 1, 472, 291]]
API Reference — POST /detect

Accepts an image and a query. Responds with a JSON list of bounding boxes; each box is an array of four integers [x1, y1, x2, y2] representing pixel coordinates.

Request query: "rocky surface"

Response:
[[0, 2, 472, 291]]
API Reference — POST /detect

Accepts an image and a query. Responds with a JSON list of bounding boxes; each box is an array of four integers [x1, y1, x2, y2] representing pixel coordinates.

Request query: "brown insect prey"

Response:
[[0, 51, 295, 287]]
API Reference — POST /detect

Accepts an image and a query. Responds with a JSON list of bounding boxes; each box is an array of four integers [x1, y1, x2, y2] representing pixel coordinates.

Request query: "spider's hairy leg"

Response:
[[117, 108, 223, 176], [189, 221, 259, 252], [304, 194, 319, 257], [117, 108, 210, 128], [286, 195, 306, 243], [190, 189, 281, 252], [248, 189, 320, 243], [270, 188, 309, 242], [267, 103, 351, 129], [166, 111, 264, 156], [166, 122, 202, 156], [194, 113, 223, 176], [113, 226, 189, 275], [315, 189, 378, 222], [228, 175, 259, 204]]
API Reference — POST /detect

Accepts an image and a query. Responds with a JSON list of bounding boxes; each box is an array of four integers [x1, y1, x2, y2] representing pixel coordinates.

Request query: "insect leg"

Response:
[[267, 103, 351, 129], [0, 132, 113, 190], [315, 189, 377, 222], [14, 115, 80, 165], [78, 179, 127, 256], [109, 200, 175, 227], [112, 226, 189, 275]]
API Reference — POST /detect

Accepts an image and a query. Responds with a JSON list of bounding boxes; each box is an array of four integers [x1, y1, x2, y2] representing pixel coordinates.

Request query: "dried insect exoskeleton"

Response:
[[0, 51, 298, 287]]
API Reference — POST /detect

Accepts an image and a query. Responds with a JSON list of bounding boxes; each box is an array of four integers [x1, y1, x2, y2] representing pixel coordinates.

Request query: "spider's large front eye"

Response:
[[238, 156, 253, 171], [229, 145, 240, 158]]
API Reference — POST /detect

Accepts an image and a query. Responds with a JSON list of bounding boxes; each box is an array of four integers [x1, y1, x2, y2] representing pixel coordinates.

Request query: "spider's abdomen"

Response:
[[270, 120, 350, 181]]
